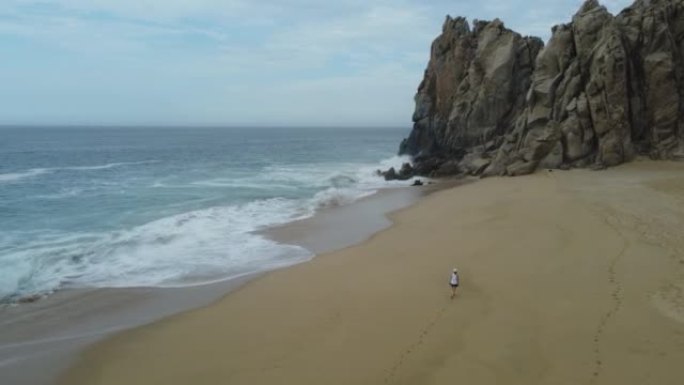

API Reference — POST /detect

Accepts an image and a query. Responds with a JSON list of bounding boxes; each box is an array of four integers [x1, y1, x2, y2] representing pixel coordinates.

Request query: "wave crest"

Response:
[[0, 168, 49, 183], [0, 155, 417, 302], [0, 161, 156, 184]]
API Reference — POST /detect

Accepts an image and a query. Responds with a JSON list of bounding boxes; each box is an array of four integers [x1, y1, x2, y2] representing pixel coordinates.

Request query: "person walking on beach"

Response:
[[450, 268, 459, 299]]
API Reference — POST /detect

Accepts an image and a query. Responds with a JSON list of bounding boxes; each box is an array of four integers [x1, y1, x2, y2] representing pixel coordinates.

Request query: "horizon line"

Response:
[[0, 124, 412, 130]]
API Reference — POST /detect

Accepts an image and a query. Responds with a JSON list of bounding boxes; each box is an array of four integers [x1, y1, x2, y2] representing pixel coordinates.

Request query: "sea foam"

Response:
[[0, 155, 415, 303], [0, 168, 49, 183], [0, 161, 154, 184]]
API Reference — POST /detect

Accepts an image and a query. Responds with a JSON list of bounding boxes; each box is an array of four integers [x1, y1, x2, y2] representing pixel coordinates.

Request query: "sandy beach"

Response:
[[0, 186, 424, 385], [60, 160, 684, 385]]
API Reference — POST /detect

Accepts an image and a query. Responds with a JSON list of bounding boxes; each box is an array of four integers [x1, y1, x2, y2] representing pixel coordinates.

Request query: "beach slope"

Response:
[[61, 161, 684, 385]]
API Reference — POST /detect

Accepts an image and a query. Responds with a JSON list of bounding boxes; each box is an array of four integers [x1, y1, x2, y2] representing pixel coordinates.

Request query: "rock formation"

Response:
[[398, 0, 684, 177]]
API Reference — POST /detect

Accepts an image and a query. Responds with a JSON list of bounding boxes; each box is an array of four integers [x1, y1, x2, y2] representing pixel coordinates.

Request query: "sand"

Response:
[[0, 186, 424, 385], [60, 160, 684, 385]]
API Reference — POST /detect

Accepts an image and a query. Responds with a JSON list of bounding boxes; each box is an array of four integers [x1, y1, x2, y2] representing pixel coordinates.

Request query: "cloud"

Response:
[[0, 0, 635, 126]]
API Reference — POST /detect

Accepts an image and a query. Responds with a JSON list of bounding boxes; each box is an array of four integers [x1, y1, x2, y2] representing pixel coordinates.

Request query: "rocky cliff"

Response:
[[397, 0, 684, 178]]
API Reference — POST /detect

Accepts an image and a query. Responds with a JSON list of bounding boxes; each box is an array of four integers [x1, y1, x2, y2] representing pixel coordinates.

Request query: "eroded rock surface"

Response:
[[398, 0, 684, 178]]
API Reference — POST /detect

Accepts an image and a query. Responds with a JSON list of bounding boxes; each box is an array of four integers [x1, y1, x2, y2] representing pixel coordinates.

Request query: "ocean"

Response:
[[0, 126, 410, 303]]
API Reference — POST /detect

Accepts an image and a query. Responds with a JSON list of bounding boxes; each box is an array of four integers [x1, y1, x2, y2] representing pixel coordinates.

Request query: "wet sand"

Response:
[[59, 160, 684, 385], [0, 186, 426, 385], [265, 179, 461, 254]]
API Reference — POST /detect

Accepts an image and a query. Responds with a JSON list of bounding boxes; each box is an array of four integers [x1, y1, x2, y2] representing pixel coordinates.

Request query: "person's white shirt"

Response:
[[450, 272, 459, 285]]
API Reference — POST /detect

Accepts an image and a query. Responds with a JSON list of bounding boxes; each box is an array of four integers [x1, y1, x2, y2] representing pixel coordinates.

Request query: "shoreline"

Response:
[[0, 182, 433, 385], [59, 160, 684, 385], [264, 177, 465, 254]]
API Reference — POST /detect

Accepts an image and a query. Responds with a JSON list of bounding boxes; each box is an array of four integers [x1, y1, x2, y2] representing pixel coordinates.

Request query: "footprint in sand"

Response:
[[384, 305, 449, 384], [652, 283, 684, 324], [591, 216, 627, 384]]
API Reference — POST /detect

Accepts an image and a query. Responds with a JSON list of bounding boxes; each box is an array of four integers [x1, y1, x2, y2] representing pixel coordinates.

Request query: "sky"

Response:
[[0, 0, 632, 127]]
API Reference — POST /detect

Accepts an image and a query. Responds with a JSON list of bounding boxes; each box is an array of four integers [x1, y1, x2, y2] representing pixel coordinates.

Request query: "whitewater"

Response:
[[0, 127, 413, 302]]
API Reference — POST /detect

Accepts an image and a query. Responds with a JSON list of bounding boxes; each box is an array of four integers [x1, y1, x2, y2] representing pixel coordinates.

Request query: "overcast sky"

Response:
[[0, 0, 632, 127]]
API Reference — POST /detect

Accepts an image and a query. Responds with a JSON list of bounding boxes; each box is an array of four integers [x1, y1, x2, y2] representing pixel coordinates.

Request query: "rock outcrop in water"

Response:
[[397, 0, 684, 178]]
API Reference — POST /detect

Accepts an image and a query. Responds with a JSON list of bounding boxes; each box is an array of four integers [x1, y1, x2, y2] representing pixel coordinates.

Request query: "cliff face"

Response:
[[399, 0, 684, 177]]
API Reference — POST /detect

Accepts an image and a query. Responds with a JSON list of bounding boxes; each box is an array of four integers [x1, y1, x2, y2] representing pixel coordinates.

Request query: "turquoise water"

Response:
[[0, 127, 409, 302]]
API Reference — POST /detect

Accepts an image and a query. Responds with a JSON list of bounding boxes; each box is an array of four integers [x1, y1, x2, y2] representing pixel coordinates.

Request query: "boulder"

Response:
[[459, 153, 491, 175], [398, 163, 414, 179], [433, 160, 462, 177], [381, 163, 415, 181], [382, 167, 398, 181]]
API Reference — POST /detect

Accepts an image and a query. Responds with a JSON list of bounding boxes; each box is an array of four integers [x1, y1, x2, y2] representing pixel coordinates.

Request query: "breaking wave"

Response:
[[0, 155, 416, 303]]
